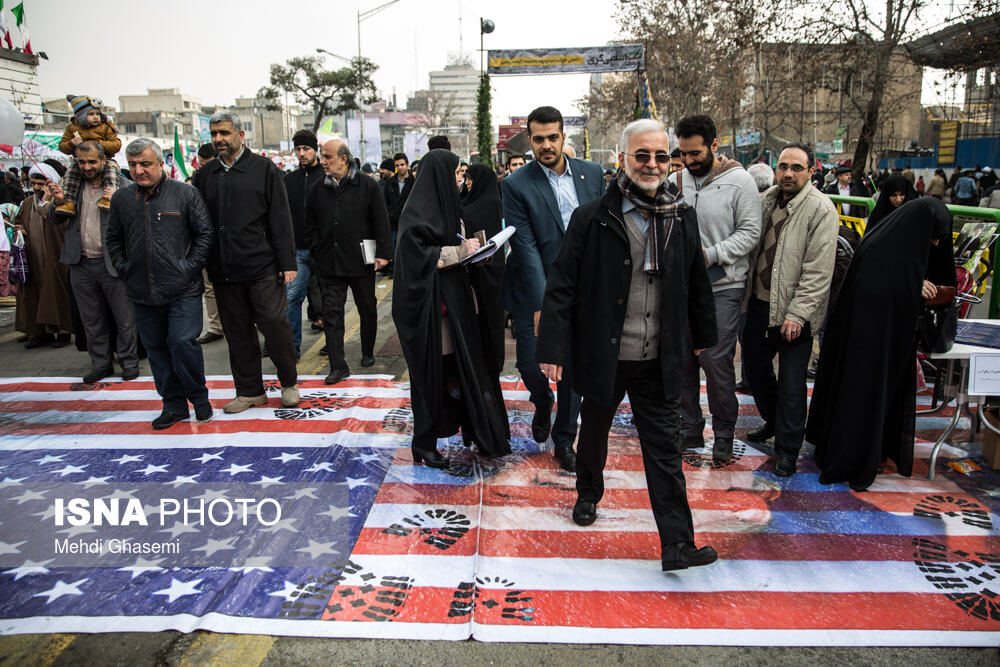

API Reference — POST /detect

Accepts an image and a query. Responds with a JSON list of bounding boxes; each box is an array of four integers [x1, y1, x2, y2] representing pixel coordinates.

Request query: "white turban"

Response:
[[28, 163, 60, 183]]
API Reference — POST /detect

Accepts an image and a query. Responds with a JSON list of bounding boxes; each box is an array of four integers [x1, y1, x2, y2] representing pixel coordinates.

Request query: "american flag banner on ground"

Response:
[[0, 374, 999, 645]]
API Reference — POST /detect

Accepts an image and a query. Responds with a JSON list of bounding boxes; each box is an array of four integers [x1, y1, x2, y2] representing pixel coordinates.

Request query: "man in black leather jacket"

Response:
[[107, 138, 215, 430]]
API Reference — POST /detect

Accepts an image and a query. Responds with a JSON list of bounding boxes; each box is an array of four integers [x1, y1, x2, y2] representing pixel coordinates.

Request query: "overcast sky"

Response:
[[32, 0, 622, 127], [31, 0, 968, 128]]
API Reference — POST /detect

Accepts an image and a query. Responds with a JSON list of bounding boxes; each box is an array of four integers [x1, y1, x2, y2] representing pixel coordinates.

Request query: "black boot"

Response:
[[412, 445, 449, 469]]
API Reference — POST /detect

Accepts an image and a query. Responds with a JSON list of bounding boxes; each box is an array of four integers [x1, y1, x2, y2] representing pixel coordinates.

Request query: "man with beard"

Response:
[[14, 163, 74, 349], [283, 129, 326, 357], [742, 143, 838, 476], [381, 152, 414, 277], [49, 141, 139, 383], [192, 111, 300, 412], [675, 115, 761, 463], [500, 105, 604, 472], [536, 118, 718, 571]]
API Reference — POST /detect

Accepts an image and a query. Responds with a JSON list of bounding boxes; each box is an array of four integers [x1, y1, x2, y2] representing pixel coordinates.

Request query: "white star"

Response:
[[0, 476, 27, 485], [0, 541, 25, 556], [138, 464, 169, 476], [31, 505, 56, 521], [272, 452, 304, 464], [193, 537, 236, 557], [268, 580, 302, 601], [192, 451, 224, 464], [260, 518, 299, 534], [318, 504, 356, 522], [345, 476, 369, 489], [111, 453, 144, 465], [159, 522, 200, 539], [10, 489, 46, 504], [251, 475, 284, 488], [193, 488, 228, 502], [295, 540, 338, 559], [284, 487, 318, 500], [352, 452, 381, 464], [3, 558, 54, 580], [57, 524, 96, 538], [152, 577, 204, 603], [220, 462, 254, 476], [108, 488, 139, 500], [165, 474, 200, 488], [32, 578, 88, 604], [303, 462, 335, 474], [32, 454, 65, 465], [79, 476, 111, 488], [54, 463, 88, 477], [228, 557, 275, 573], [116, 557, 165, 579]]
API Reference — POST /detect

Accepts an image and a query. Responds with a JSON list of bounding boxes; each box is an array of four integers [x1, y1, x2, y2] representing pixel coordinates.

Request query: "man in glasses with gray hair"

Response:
[[675, 114, 762, 464]]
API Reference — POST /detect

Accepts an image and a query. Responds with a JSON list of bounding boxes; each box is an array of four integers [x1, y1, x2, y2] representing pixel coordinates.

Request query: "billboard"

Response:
[[488, 44, 644, 75]]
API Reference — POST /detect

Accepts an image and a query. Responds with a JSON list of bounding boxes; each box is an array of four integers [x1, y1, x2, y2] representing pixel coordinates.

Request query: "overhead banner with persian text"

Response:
[[487, 44, 645, 76]]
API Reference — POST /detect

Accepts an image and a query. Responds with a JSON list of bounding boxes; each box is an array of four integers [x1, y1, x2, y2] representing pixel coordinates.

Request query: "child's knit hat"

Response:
[[66, 94, 97, 125]]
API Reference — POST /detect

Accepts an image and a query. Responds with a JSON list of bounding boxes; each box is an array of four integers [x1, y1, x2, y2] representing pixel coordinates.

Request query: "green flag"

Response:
[[173, 126, 188, 179]]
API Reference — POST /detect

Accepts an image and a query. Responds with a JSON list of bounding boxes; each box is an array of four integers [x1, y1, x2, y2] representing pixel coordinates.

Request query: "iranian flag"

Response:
[[172, 126, 189, 180], [0, 1, 12, 49], [9, 2, 30, 55]]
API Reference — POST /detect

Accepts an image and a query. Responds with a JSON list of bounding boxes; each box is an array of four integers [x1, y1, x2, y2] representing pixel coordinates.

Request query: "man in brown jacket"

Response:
[[742, 142, 839, 477]]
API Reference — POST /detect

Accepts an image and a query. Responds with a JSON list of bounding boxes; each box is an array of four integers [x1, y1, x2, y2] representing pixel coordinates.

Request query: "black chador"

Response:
[[391, 150, 510, 467]]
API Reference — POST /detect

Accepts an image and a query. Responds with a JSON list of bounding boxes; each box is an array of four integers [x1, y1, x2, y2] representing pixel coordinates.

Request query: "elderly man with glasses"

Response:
[[536, 118, 719, 572], [741, 142, 839, 477]]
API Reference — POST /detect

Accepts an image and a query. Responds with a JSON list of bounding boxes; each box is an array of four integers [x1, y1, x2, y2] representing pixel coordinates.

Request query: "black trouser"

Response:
[[214, 276, 298, 396], [69, 257, 138, 372], [319, 270, 377, 372], [742, 297, 812, 458], [577, 359, 694, 550]]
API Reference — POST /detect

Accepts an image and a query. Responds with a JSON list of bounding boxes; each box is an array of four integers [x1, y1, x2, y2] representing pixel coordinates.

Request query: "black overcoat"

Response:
[[536, 186, 717, 405]]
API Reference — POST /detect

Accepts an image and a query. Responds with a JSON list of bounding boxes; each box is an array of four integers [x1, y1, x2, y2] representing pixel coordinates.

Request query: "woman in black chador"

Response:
[[460, 163, 506, 373], [806, 198, 955, 491], [391, 150, 511, 467]]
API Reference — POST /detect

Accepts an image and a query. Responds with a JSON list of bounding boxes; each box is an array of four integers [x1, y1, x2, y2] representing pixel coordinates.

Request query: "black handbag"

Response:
[[917, 302, 958, 354]]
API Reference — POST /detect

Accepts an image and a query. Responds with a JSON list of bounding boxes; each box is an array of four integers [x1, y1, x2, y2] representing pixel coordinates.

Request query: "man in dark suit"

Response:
[[49, 141, 139, 383], [306, 139, 393, 385], [380, 152, 414, 277], [500, 106, 605, 472]]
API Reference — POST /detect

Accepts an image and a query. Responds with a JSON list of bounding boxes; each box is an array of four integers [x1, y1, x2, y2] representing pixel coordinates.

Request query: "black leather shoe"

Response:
[[661, 543, 718, 571], [197, 332, 223, 344], [746, 424, 775, 442], [152, 410, 189, 430], [319, 345, 328, 355], [712, 437, 734, 464], [325, 368, 350, 385], [412, 446, 449, 469], [773, 454, 797, 477], [554, 447, 576, 472], [194, 403, 213, 422], [82, 367, 113, 384], [735, 379, 751, 394], [121, 367, 140, 382], [806, 366, 817, 380], [24, 337, 51, 349], [572, 499, 596, 526], [682, 434, 704, 450], [310, 321, 324, 332], [51, 334, 71, 349], [360, 355, 375, 367], [531, 402, 552, 443]]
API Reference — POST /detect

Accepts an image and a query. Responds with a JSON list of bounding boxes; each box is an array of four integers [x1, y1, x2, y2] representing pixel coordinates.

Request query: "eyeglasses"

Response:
[[776, 163, 808, 173], [625, 151, 671, 165]]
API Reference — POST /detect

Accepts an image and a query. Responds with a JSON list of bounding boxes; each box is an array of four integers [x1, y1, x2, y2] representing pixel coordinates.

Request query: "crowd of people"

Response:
[[2, 96, 971, 573]]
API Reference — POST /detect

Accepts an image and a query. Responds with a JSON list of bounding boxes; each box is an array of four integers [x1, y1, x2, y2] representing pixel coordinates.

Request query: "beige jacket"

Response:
[[745, 183, 840, 332]]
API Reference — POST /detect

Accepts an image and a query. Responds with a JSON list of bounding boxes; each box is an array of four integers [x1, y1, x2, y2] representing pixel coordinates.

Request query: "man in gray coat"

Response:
[[676, 115, 762, 463], [49, 141, 139, 383]]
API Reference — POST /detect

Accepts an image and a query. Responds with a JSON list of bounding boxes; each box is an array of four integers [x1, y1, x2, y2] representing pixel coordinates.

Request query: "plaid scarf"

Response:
[[616, 169, 688, 275], [325, 163, 358, 190]]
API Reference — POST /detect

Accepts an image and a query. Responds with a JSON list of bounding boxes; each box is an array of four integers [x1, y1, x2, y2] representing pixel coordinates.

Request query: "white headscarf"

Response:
[[28, 163, 60, 183]]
